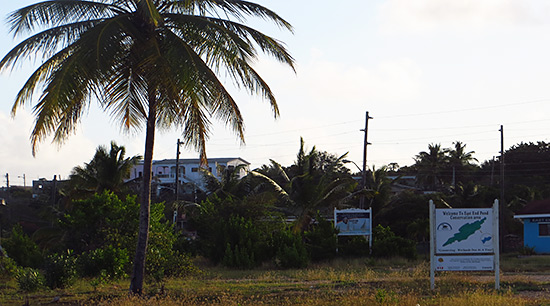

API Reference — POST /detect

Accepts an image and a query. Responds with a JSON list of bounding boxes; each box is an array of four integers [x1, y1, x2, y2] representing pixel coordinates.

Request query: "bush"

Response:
[[44, 250, 77, 289], [304, 215, 337, 261], [337, 236, 371, 257], [16, 267, 44, 292], [218, 217, 262, 269], [164, 251, 201, 278], [191, 195, 282, 267], [0, 255, 19, 278], [145, 207, 179, 282], [372, 225, 417, 260], [273, 229, 308, 269], [78, 246, 129, 279], [3, 224, 43, 268], [518, 245, 536, 256]]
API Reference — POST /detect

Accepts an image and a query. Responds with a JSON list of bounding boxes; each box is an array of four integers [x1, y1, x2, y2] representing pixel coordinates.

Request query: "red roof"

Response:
[[516, 198, 550, 215]]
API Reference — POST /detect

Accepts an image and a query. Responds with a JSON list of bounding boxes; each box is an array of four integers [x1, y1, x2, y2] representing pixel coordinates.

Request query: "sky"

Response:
[[1, 0, 550, 187]]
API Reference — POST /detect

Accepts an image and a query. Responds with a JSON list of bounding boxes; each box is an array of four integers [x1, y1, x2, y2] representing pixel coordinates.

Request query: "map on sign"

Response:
[[436, 209, 493, 254], [443, 217, 486, 246]]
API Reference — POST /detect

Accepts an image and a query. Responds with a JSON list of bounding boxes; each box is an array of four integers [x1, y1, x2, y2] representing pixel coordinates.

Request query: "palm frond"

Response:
[[8, 1, 119, 36]]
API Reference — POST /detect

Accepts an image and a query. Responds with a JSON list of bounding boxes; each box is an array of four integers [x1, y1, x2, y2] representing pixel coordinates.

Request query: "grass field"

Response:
[[1, 255, 549, 305]]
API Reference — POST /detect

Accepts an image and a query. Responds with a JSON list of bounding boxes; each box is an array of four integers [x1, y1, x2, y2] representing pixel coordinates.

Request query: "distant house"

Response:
[[127, 157, 250, 194], [387, 175, 419, 194], [514, 198, 550, 254]]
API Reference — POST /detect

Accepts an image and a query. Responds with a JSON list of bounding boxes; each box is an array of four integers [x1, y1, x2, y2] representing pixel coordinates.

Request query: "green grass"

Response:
[[1, 256, 549, 305]]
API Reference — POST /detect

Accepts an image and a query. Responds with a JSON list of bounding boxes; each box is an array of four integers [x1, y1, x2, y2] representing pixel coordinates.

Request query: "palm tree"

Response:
[[1, 0, 293, 293], [69, 141, 142, 194], [448, 141, 477, 188], [414, 143, 448, 191], [253, 138, 357, 231]]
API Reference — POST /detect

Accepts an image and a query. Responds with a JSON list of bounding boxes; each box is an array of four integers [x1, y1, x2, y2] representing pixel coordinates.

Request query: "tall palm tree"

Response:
[[414, 143, 448, 190], [69, 141, 142, 194], [448, 141, 477, 188], [1, 0, 294, 293]]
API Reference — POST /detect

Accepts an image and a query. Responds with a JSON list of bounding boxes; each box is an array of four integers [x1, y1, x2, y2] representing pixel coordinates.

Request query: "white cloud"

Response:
[[378, 0, 550, 32]]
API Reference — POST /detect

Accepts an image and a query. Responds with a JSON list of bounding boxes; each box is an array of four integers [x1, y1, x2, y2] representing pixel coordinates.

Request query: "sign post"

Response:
[[430, 200, 500, 289]]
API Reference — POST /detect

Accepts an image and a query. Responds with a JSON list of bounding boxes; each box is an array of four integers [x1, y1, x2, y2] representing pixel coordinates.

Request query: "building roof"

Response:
[[149, 157, 250, 165], [514, 198, 550, 218]]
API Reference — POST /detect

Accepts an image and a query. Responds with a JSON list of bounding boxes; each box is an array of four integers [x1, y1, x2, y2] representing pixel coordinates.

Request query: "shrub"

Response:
[[0, 255, 19, 278], [78, 246, 129, 279], [3, 224, 43, 268], [304, 214, 337, 261], [191, 195, 282, 266], [337, 236, 371, 257], [16, 267, 44, 292], [518, 245, 536, 256], [145, 207, 179, 282], [273, 229, 308, 269], [164, 251, 201, 278], [218, 217, 262, 269], [372, 225, 417, 260], [44, 250, 77, 289]]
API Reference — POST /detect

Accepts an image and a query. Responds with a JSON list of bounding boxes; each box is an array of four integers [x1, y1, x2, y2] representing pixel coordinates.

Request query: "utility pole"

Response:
[[360, 111, 373, 209], [18, 174, 26, 187], [4, 173, 9, 201], [175, 139, 183, 201], [499, 125, 505, 251]]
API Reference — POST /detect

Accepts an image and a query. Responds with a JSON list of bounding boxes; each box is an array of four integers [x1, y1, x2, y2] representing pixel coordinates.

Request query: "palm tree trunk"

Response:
[[130, 92, 157, 294]]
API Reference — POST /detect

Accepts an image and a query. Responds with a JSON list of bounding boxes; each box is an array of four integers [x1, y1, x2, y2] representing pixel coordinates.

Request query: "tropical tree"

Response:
[[414, 143, 448, 191], [364, 165, 392, 216], [254, 138, 357, 231], [1, 0, 293, 293], [447, 141, 477, 188], [69, 141, 142, 194]]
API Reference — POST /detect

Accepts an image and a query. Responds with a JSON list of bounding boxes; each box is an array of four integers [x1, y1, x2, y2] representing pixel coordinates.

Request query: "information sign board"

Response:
[[334, 208, 371, 236], [435, 208, 494, 254]]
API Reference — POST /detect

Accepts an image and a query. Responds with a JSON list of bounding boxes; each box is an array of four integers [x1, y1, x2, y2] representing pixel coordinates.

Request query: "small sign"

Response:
[[530, 218, 550, 223], [435, 255, 494, 271], [334, 208, 371, 236]]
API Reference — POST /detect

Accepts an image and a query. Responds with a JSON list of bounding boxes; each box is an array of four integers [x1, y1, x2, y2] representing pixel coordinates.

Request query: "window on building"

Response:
[[191, 167, 198, 172], [539, 223, 550, 236]]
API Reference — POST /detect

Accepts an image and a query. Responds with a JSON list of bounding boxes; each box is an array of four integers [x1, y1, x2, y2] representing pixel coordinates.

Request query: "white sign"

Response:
[[334, 208, 371, 236], [435, 208, 494, 254], [435, 255, 494, 271]]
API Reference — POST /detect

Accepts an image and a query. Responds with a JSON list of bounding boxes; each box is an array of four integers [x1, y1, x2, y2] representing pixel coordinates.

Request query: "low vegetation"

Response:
[[1, 257, 550, 305]]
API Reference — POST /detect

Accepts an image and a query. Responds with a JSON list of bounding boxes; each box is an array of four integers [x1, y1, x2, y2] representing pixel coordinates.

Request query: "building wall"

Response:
[[127, 158, 249, 191], [523, 218, 550, 253]]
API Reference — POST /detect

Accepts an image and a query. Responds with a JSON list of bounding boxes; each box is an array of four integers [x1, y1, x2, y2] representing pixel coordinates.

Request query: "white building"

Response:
[[128, 157, 250, 193]]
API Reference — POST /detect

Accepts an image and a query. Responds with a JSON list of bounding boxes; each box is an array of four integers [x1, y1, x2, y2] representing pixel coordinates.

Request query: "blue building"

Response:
[[514, 199, 550, 254]]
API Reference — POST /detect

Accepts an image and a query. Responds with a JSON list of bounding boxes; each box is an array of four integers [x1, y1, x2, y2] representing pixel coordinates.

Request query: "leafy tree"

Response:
[[61, 191, 139, 253], [69, 141, 141, 195], [501, 142, 550, 191], [2, 0, 294, 293]]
